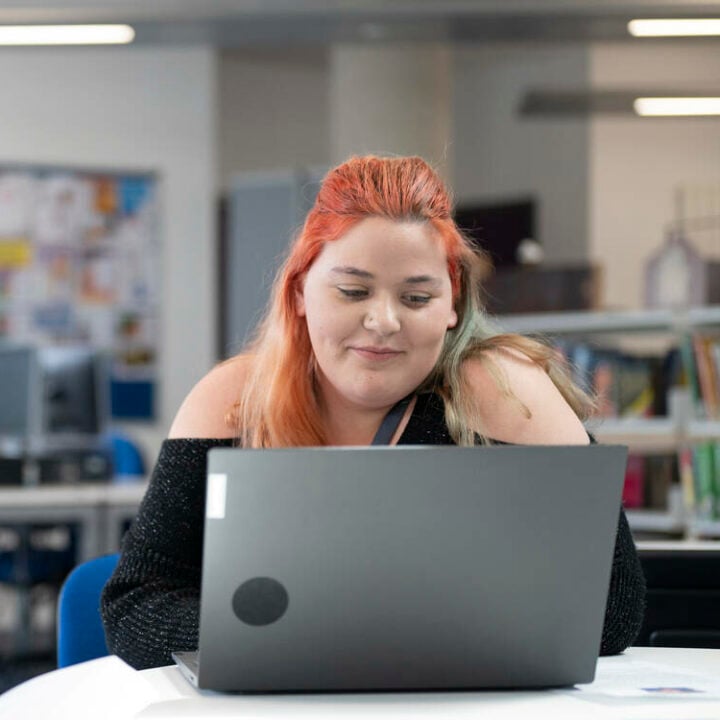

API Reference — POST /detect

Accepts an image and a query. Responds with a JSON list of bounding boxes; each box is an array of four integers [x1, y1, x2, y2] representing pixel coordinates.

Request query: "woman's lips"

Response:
[[352, 348, 402, 361]]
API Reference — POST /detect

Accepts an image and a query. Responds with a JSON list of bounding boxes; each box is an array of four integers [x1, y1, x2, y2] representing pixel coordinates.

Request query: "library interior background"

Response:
[[1, 0, 720, 693]]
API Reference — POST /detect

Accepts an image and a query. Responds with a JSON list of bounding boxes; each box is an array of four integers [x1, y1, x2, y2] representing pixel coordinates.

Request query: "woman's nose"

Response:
[[362, 298, 401, 334]]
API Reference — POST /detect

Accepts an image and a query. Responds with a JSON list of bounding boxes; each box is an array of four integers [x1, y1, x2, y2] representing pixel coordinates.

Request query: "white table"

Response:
[[2, 647, 720, 719], [0, 481, 147, 560]]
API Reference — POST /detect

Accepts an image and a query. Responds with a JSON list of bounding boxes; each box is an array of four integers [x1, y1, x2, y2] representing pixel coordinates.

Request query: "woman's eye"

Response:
[[405, 295, 431, 305], [338, 288, 367, 299]]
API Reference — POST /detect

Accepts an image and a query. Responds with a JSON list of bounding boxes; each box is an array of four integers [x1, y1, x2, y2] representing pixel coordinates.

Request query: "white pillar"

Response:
[[329, 43, 453, 178]]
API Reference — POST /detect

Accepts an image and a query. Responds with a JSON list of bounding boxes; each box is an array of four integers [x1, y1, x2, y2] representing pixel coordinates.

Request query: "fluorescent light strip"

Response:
[[634, 97, 720, 116], [628, 19, 720, 37], [0, 25, 135, 46]]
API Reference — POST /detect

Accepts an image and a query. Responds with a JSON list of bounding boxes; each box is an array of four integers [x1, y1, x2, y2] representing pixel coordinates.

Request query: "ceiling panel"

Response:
[[0, 1, 718, 47]]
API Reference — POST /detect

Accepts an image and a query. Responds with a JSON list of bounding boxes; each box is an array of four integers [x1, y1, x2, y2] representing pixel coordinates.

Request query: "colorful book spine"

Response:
[[711, 441, 720, 520], [710, 341, 720, 419], [692, 334, 719, 420], [622, 454, 645, 508], [693, 442, 716, 521], [678, 446, 696, 514], [680, 334, 704, 419], [703, 337, 720, 419]]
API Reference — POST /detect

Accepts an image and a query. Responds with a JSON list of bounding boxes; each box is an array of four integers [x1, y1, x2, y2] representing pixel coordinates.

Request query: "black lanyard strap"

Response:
[[371, 393, 415, 446]]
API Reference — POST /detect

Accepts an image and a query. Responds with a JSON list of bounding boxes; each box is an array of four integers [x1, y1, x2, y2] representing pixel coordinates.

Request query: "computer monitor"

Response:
[[454, 198, 536, 267], [0, 344, 111, 483], [0, 344, 39, 441], [37, 346, 108, 440]]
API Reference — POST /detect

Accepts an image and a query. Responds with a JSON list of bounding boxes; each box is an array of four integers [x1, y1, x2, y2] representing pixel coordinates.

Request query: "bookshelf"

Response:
[[627, 509, 685, 534], [497, 306, 720, 335], [496, 306, 720, 539]]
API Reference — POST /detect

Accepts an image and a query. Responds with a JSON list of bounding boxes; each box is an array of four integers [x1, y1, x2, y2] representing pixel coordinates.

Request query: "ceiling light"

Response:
[[628, 19, 720, 37], [634, 97, 720, 116], [0, 25, 135, 46]]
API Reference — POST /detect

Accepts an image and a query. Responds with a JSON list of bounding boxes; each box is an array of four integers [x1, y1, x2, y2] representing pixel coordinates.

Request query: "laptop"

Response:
[[172, 444, 628, 692]]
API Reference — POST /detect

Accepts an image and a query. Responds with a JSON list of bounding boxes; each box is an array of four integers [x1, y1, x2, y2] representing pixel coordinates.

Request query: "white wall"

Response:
[[589, 41, 720, 309], [452, 43, 590, 264], [0, 46, 218, 460], [329, 43, 453, 177], [218, 48, 330, 189], [220, 43, 454, 182]]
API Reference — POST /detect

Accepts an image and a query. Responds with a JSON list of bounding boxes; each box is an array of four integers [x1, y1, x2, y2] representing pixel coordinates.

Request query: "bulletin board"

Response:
[[0, 165, 160, 419]]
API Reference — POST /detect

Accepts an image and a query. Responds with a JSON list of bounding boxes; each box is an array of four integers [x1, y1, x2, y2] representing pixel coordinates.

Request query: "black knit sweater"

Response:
[[100, 392, 646, 670]]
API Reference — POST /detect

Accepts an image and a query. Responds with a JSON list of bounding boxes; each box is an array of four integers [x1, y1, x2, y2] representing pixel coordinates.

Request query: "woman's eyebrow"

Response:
[[330, 266, 441, 286], [404, 275, 442, 287], [330, 266, 373, 279]]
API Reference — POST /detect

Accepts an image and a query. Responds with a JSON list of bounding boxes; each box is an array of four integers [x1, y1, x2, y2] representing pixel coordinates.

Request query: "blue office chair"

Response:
[[104, 431, 146, 477], [56, 553, 120, 668]]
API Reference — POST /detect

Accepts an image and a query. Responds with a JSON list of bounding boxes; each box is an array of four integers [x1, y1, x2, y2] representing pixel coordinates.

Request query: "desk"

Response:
[[0, 481, 147, 561], [1, 648, 720, 719], [0, 482, 147, 658]]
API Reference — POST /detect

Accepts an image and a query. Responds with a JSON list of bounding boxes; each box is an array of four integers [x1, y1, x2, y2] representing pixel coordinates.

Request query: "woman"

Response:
[[101, 155, 645, 669]]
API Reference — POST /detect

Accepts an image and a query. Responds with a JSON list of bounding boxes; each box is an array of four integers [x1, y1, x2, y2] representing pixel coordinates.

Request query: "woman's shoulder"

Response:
[[460, 347, 589, 445], [168, 354, 253, 440]]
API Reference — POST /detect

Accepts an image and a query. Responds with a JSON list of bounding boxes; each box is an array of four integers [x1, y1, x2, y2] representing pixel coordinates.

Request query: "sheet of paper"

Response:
[[566, 657, 720, 719], [583, 657, 720, 698]]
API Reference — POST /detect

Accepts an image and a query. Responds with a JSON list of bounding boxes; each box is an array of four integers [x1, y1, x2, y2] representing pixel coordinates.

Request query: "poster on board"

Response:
[[0, 166, 159, 419]]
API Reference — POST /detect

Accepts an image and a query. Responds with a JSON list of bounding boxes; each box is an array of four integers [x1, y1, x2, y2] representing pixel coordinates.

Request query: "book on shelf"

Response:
[[711, 342, 720, 413], [621, 453, 677, 513], [556, 340, 675, 421], [684, 332, 720, 420], [643, 454, 675, 510], [679, 446, 696, 514], [622, 454, 645, 509], [673, 442, 720, 521], [693, 442, 717, 520]]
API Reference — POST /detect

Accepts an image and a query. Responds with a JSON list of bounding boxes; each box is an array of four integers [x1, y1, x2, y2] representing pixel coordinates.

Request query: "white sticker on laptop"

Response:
[[207, 473, 227, 519]]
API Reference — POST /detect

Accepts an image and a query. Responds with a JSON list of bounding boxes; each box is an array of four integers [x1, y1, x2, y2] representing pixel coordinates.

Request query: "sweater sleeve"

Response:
[[599, 507, 647, 655], [585, 432, 646, 654], [100, 438, 232, 670]]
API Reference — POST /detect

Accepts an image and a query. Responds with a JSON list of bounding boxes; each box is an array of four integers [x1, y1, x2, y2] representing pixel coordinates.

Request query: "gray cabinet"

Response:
[[223, 169, 324, 356]]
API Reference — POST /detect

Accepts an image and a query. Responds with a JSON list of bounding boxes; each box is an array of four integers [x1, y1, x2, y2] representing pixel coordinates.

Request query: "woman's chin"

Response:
[[342, 385, 412, 410]]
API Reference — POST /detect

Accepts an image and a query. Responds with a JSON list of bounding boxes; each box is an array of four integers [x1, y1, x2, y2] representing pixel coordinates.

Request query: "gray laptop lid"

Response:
[[196, 444, 627, 692]]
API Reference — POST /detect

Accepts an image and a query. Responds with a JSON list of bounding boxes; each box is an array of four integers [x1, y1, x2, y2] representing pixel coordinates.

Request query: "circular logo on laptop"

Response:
[[232, 577, 289, 626]]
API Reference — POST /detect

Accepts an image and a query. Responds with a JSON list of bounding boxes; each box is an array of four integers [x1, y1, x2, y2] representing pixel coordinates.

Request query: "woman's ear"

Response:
[[447, 308, 458, 329], [294, 276, 306, 317]]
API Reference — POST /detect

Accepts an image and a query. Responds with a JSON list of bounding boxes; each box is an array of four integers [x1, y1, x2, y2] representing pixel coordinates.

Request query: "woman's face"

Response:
[[295, 216, 458, 411]]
